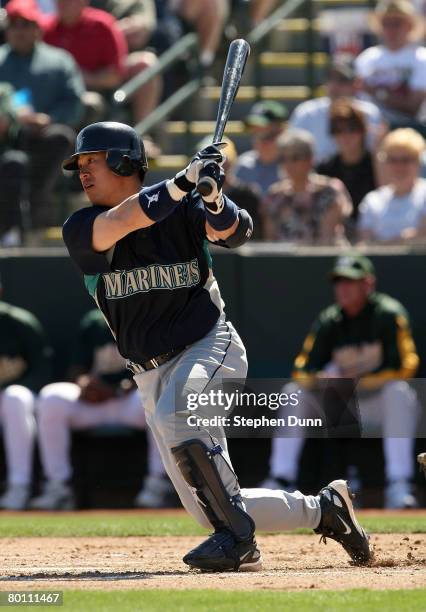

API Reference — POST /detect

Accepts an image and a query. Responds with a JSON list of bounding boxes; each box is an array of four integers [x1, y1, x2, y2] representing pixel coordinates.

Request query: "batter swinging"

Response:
[[62, 121, 371, 572]]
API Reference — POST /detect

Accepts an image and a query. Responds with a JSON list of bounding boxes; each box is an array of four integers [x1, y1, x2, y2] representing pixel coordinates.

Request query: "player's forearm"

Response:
[[92, 193, 154, 251]]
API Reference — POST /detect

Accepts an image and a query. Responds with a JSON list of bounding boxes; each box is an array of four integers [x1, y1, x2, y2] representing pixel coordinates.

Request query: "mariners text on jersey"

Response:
[[103, 259, 201, 299]]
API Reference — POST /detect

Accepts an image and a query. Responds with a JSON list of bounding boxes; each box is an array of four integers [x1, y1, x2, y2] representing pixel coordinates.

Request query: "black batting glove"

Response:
[[197, 162, 225, 212]]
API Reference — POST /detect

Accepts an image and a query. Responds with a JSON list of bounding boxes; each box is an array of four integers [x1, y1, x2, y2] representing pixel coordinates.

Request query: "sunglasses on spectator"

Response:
[[253, 130, 281, 142], [331, 124, 363, 135], [280, 153, 310, 163], [385, 155, 418, 164], [8, 19, 37, 29], [381, 18, 408, 29]]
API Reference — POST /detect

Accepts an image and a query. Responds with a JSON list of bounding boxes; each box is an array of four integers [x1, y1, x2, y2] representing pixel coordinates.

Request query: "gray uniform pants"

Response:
[[134, 315, 321, 532]]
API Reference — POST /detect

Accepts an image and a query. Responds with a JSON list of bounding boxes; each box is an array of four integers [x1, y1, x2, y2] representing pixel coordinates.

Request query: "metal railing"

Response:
[[112, 0, 316, 136], [113, 32, 200, 135]]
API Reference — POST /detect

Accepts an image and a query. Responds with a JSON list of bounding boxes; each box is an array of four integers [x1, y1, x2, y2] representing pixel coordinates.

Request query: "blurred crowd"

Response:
[[0, 0, 422, 245], [0, 0, 424, 510]]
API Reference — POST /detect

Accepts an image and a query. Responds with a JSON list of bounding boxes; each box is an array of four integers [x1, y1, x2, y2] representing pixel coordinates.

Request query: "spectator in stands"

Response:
[[261, 254, 420, 509], [90, 0, 157, 52], [233, 100, 287, 197], [261, 129, 352, 244], [168, 0, 229, 68], [0, 0, 81, 228], [358, 128, 426, 243], [43, 0, 161, 124], [317, 98, 377, 222], [289, 55, 384, 163], [0, 274, 52, 510], [0, 83, 29, 246], [31, 309, 175, 510], [355, 0, 426, 132]]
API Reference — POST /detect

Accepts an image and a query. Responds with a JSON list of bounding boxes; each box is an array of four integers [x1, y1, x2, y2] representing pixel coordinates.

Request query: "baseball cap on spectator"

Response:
[[327, 55, 356, 82], [330, 255, 375, 281], [245, 101, 288, 128], [6, 0, 42, 25]]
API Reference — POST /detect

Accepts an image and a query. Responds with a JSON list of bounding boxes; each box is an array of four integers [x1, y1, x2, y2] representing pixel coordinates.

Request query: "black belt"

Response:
[[139, 346, 186, 371]]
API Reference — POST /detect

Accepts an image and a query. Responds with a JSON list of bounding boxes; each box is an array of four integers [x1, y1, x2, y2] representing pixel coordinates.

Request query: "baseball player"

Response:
[[62, 121, 371, 571], [31, 308, 174, 510], [263, 255, 420, 508], [0, 275, 52, 510]]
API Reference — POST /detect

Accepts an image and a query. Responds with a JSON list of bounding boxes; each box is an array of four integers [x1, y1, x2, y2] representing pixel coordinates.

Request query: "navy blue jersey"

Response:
[[63, 181, 229, 364]]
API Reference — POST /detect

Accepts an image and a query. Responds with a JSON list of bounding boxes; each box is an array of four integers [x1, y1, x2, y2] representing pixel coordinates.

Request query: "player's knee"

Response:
[[1, 385, 34, 416], [382, 380, 415, 404], [37, 383, 79, 419]]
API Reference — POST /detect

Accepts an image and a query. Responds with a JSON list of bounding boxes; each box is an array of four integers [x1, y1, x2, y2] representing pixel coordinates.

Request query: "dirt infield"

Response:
[[0, 533, 424, 591]]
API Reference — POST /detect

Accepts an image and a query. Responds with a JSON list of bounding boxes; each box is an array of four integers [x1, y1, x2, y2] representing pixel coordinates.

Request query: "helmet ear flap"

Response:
[[106, 150, 135, 176]]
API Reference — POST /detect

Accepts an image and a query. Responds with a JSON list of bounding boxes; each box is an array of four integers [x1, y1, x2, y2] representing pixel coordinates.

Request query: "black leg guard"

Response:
[[172, 439, 255, 541]]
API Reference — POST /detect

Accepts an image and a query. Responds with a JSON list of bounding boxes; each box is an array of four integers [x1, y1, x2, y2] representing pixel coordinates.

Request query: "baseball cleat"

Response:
[[29, 480, 75, 511], [0, 484, 30, 511], [183, 530, 262, 572], [314, 479, 372, 565], [385, 480, 418, 509]]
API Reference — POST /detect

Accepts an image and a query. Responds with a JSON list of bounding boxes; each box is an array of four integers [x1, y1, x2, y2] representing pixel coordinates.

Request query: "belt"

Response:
[[133, 346, 186, 372]]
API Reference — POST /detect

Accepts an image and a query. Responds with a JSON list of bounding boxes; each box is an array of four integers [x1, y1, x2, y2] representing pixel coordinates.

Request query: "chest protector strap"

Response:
[[172, 439, 255, 541]]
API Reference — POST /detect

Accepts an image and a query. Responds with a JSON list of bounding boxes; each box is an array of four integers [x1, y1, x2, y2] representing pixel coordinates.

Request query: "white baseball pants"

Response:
[[36, 383, 164, 482], [0, 385, 35, 486], [269, 381, 420, 483]]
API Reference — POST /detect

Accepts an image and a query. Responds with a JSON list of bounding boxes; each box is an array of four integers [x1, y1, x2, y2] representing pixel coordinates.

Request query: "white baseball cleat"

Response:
[[385, 480, 418, 509], [0, 484, 30, 510], [29, 481, 75, 510], [135, 475, 178, 509], [314, 479, 372, 565]]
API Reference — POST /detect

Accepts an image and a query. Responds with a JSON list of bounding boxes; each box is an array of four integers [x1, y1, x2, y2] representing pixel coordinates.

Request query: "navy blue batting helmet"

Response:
[[63, 121, 148, 179]]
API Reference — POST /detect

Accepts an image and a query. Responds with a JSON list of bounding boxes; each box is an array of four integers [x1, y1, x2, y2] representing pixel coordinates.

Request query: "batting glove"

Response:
[[198, 162, 225, 212], [170, 143, 226, 195]]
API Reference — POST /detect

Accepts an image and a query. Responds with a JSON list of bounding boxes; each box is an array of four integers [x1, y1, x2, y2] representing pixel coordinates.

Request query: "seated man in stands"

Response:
[[31, 309, 175, 510], [261, 129, 352, 244], [262, 255, 420, 509], [358, 128, 426, 243], [90, 0, 157, 52], [0, 274, 52, 510], [355, 0, 426, 132], [0, 0, 81, 228], [317, 98, 377, 223], [167, 0, 228, 68], [289, 56, 384, 163], [0, 82, 29, 246], [232, 100, 288, 196], [43, 0, 161, 123]]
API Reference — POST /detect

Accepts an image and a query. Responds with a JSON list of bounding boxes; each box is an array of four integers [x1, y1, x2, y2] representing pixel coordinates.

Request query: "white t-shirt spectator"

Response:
[[358, 178, 426, 240], [355, 43, 426, 119], [232, 150, 282, 196], [289, 97, 383, 163]]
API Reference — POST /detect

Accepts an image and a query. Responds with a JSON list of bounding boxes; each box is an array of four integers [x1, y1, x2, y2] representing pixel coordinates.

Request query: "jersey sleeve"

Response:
[[62, 206, 112, 275], [292, 315, 335, 377], [183, 193, 208, 238], [9, 312, 52, 392]]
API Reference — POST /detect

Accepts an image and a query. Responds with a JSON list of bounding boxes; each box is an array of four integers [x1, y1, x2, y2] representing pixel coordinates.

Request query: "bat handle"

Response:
[[197, 176, 216, 197], [197, 162, 220, 197]]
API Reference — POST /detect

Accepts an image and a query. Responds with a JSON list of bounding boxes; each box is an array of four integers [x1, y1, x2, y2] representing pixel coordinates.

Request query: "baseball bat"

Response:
[[197, 39, 250, 197]]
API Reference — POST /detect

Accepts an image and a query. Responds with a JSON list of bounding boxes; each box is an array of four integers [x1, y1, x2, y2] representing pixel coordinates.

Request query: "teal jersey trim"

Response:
[[84, 274, 100, 298], [203, 239, 213, 270]]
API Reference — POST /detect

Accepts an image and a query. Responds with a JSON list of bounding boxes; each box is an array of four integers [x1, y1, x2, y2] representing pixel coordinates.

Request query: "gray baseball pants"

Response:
[[134, 314, 321, 532]]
